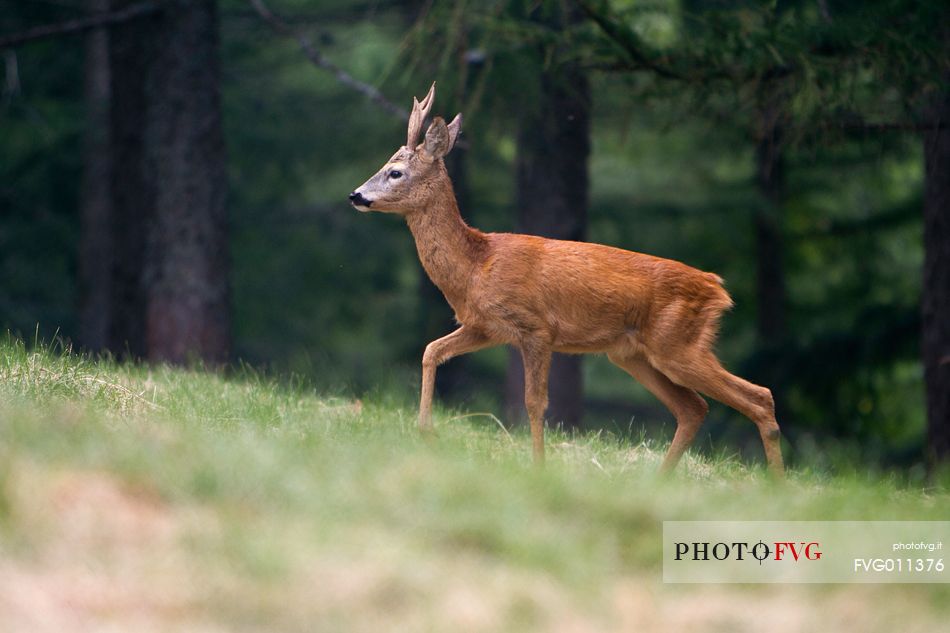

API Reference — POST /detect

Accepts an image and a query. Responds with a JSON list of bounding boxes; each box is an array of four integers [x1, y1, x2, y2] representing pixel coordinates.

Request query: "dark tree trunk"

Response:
[[505, 66, 590, 430], [78, 0, 112, 352], [754, 124, 787, 345], [752, 97, 789, 421], [923, 84, 950, 468], [107, 0, 229, 363], [141, 0, 229, 364], [107, 0, 156, 358]]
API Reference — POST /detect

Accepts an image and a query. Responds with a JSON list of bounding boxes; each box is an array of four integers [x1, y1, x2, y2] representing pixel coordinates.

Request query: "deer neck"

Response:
[[405, 175, 484, 308]]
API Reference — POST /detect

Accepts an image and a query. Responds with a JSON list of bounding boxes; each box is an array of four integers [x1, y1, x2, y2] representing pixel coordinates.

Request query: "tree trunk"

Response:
[[505, 66, 590, 430], [753, 97, 789, 422], [107, 0, 229, 363], [78, 0, 112, 353], [107, 0, 156, 358], [923, 84, 950, 468], [754, 126, 786, 345], [142, 0, 229, 364]]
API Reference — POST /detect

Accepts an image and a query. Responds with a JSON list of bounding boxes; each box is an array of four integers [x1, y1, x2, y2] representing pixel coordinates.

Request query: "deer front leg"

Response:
[[419, 326, 493, 431], [520, 342, 552, 464]]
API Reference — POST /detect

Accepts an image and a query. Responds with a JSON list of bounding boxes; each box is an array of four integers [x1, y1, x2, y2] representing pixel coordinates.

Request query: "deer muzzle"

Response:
[[348, 191, 373, 211]]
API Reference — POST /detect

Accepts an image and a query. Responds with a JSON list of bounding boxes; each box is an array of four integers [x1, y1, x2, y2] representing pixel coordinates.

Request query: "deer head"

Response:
[[349, 82, 462, 215]]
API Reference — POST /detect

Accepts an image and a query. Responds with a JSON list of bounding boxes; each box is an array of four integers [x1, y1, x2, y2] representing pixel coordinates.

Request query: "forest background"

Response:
[[2, 0, 949, 476]]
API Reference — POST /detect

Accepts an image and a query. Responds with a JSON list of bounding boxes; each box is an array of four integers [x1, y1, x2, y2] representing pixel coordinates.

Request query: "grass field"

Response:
[[0, 338, 947, 632]]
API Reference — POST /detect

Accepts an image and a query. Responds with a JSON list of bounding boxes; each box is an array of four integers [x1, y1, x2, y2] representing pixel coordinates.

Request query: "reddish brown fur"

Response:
[[351, 85, 784, 476]]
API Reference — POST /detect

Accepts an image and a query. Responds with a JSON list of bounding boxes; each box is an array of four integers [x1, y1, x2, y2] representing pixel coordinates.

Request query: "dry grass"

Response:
[[0, 338, 947, 632]]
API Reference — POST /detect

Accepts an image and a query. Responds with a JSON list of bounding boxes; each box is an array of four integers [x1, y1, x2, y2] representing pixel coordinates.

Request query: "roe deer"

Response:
[[349, 83, 784, 477]]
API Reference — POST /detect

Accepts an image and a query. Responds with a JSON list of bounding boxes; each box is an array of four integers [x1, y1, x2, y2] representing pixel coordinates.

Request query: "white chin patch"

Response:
[[352, 203, 372, 212]]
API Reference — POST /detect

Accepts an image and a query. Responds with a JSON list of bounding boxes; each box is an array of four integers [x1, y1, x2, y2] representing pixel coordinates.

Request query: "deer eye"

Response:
[[389, 170, 403, 180]]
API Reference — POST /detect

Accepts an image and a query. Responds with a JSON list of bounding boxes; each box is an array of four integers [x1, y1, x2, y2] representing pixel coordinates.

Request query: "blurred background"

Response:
[[1, 0, 948, 474]]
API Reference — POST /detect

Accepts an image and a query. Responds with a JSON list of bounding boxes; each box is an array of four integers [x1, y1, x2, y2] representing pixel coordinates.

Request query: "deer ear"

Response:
[[446, 113, 463, 152], [422, 116, 450, 160]]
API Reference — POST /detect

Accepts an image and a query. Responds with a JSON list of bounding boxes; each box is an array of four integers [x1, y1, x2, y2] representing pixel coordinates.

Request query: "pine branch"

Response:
[[0, 1, 163, 49], [832, 120, 950, 132], [574, 0, 683, 80], [575, 0, 737, 84], [248, 0, 408, 120], [791, 201, 919, 239]]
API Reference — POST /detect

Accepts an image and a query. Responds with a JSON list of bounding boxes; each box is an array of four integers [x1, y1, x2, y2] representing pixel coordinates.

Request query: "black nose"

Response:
[[349, 191, 372, 207]]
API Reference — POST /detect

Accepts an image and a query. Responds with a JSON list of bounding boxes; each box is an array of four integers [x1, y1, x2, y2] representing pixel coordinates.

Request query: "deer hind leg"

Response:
[[608, 353, 709, 474], [419, 326, 493, 431], [520, 342, 552, 464], [651, 350, 785, 477]]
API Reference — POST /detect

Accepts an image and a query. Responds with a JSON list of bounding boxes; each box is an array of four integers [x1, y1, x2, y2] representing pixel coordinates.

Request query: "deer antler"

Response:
[[406, 82, 436, 149]]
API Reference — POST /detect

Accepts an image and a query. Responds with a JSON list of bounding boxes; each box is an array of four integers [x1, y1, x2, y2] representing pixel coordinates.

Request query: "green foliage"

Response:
[[0, 0, 944, 470], [0, 6, 83, 340]]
